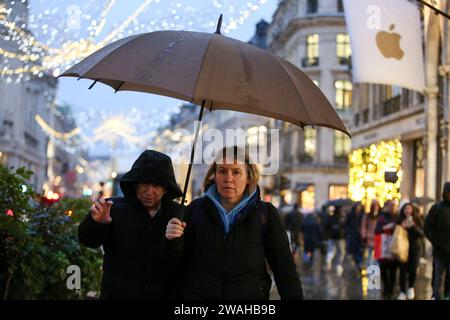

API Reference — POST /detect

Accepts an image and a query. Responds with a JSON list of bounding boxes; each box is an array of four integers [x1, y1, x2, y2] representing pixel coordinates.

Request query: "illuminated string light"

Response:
[[1, 1, 269, 81], [34, 114, 81, 140], [348, 139, 403, 209], [97, 0, 154, 47], [91, 0, 117, 37], [34, 107, 175, 154]]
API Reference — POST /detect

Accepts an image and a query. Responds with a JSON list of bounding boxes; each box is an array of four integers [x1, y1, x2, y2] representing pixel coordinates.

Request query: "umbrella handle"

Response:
[[179, 100, 206, 219]]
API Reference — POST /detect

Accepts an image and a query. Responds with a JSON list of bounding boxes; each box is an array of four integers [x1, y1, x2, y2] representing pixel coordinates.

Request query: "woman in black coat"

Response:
[[396, 202, 424, 300], [165, 147, 303, 300]]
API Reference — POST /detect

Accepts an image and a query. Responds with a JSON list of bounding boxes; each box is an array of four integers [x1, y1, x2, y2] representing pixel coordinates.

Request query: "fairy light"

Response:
[[34, 107, 176, 154], [97, 0, 154, 47], [349, 139, 403, 210], [34, 114, 81, 140], [91, 0, 117, 37], [1, 1, 270, 82]]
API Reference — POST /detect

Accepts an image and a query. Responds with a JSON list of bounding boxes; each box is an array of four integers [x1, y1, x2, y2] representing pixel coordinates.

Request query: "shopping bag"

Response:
[[374, 234, 382, 260], [389, 225, 409, 263], [374, 233, 394, 260]]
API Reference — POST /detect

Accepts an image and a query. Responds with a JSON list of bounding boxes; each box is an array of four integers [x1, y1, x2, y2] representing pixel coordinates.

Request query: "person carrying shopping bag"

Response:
[[393, 202, 424, 300]]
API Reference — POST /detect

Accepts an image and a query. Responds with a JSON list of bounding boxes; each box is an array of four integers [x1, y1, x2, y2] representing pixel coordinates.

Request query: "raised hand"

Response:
[[91, 198, 113, 224]]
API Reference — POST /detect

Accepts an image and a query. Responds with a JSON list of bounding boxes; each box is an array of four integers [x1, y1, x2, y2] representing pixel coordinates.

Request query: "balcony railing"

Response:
[[334, 155, 349, 163], [382, 95, 401, 117], [298, 154, 314, 163], [24, 132, 39, 148], [337, 56, 351, 66], [302, 57, 319, 67]]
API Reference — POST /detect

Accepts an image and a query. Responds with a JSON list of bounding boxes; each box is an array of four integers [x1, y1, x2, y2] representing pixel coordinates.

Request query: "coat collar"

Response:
[[202, 184, 260, 234]]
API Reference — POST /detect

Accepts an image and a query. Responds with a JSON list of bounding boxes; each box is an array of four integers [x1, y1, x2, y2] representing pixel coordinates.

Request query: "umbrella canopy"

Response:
[[60, 16, 351, 207], [322, 198, 354, 209], [60, 23, 349, 135], [410, 196, 435, 206]]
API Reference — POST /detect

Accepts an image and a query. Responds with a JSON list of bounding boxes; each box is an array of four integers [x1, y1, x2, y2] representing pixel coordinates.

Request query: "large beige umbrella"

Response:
[[60, 16, 350, 206]]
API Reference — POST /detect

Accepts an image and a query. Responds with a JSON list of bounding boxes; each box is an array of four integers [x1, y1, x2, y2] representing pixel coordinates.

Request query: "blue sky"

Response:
[[52, 1, 279, 171]]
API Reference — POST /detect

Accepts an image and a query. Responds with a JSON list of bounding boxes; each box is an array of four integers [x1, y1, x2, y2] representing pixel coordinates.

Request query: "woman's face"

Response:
[[403, 204, 413, 217], [214, 161, 249, 204], [372, 203, 380, 213]]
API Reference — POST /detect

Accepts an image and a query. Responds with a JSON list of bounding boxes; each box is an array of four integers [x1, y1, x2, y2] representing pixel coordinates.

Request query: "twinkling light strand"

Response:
[[1, 0, 269, 82], [35, 106, 178, 154]]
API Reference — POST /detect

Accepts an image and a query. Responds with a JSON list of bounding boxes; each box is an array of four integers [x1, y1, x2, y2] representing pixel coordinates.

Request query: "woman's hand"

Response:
[[166, 218, 187, 240], [403, 217, 415, 228]]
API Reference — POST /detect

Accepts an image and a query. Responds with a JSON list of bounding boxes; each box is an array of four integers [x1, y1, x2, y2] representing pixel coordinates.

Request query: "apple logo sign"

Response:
[[375, 24, 404, 60]]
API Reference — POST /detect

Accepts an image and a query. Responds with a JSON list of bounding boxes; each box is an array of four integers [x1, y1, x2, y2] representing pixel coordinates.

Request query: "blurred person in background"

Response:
[[375, 199, 399, 300], [325, 205, 347, 276], [425, 182, 450, 300], [396, 202, 424, 300], [361, 200, 381, 269], [346, 201, 364, 274]]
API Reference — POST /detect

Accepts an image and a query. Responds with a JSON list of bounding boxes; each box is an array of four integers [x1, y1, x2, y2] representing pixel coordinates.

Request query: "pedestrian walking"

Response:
[[375, 199, 399, 300], [165, 146, 303, 300], [78, 150, 182, 299], [285, 203, 304, 256], [346, 201, 364, 273], [396, 202, 424, 300], [424, 182, 450, 300], [325, 205, 347, 276], [361, 200, 380, 269], [302, 211, 323, 269]]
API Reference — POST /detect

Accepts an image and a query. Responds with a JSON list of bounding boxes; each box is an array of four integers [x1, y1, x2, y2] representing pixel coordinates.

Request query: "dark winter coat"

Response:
[[325, 209, 346, 240], [397, 216, 424, 263], [425, 201, 450, 259], [375, 210, 397, 236], [78, 150, 182, 299], [302, 214, 322, 253], [285, 207, 303, 233], [284, 206, 303, 245], [167, 191, 303, 300], [345, 210, 363, 255]]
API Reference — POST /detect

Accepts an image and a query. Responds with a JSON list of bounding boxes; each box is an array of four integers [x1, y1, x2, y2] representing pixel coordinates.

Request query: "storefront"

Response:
[[349, 139, 403, 210]]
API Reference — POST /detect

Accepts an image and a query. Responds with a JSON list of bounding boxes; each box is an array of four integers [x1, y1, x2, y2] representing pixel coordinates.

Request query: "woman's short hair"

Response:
[[202, 146, 260, 194]]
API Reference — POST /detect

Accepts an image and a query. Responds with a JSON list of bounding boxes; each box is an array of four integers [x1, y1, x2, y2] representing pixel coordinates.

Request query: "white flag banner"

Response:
[[343, 0, 425, 92]]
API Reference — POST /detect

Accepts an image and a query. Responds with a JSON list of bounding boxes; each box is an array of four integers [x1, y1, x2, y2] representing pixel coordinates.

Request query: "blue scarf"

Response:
[[204, 184, 258, 234]]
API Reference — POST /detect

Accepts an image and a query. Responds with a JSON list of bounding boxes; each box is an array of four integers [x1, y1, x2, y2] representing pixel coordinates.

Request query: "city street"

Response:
[[270, 247, 434, 300], [2, 0, 450, 302]]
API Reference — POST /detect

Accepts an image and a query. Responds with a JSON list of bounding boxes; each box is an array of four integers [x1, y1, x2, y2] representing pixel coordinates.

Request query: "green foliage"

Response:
[[0, 164, 102, 299]]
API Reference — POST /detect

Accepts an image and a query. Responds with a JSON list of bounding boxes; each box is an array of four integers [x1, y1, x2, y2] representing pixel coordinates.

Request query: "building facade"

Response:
[[0, 0, 86, 195], [267, 0, 352, 211], [348, 2, 450, 210]]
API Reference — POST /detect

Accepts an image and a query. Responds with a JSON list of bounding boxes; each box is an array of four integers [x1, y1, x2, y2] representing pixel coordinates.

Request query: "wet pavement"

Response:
[[269, 243, 434, 300]]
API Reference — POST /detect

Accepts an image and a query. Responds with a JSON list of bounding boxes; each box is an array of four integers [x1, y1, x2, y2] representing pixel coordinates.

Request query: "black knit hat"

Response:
[[120, 150, 182, 200]]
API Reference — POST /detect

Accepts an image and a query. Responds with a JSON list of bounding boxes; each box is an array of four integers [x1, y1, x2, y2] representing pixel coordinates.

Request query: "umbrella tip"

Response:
[[215, 14, 223, 34]]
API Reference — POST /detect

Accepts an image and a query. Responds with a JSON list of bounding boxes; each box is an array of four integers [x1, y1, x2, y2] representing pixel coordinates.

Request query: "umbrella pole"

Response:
[[180, 100, 206, 209]]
